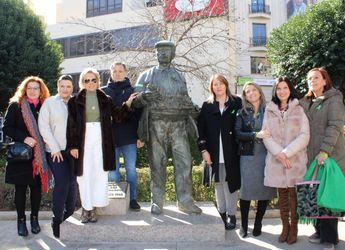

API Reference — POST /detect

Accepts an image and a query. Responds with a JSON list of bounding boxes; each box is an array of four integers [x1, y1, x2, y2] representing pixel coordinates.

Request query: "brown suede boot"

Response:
[[278, 188, 290, 243], [287, 187, 298, 244]]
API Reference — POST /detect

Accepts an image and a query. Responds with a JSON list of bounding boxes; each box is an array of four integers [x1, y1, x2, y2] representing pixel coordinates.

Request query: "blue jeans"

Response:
[[109, 144, 137, 200], [47, 151, 77, 222]]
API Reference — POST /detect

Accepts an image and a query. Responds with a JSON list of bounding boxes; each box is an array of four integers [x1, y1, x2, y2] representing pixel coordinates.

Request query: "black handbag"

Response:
[[202, 162, 212, 187], [6, 142, 33, 163]]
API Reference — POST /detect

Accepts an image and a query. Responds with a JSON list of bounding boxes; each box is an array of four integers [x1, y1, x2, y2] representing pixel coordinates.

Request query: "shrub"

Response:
[[0, 153, 278, 210]]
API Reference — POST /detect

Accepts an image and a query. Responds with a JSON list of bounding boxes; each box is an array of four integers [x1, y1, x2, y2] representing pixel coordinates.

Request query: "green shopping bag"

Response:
[[296, 158, 345, 224], [317, 158, 345, 212]]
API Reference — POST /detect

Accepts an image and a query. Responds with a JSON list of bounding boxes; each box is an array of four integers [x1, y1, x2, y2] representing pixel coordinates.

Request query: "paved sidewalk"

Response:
[[0, 203, 344, 250]]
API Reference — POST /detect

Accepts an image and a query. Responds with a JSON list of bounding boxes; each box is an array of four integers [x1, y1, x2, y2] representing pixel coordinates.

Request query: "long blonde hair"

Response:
[[241, 82, 266, 113], [9, 76, 50, 104]]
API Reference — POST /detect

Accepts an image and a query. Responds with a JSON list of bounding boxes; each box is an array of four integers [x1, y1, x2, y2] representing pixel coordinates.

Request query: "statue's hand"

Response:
[[142, 90, 160, 102]]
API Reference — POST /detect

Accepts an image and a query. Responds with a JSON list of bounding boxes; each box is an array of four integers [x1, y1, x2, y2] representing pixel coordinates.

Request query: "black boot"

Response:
[[219, 212, 231, 230], [30, 214, 41, 234], [228, 215, 236, 230], [17, 217, 28, 237], [253, 200, 268, 237], [240, 199, 250, 238], [51, 218, 61, 238]]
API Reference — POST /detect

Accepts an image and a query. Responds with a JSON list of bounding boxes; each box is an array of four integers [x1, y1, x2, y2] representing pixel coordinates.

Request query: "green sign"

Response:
[[237, 77, 253, 86]]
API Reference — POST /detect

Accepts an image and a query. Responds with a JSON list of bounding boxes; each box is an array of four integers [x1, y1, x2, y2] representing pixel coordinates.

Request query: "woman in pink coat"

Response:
[[262, 76, 310, 245]]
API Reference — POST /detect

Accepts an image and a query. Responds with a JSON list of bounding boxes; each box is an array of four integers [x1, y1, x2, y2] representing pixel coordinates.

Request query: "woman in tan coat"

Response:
[[262, 76, 310, 244]]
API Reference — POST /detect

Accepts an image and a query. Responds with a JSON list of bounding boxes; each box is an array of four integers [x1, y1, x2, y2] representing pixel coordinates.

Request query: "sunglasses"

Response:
[[84, 78, 97, 84]]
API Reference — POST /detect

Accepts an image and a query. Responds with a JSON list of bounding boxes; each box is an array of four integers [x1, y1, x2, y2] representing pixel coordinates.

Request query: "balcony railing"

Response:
[[249, 4, 271, 15], [250, 37, 267, 47]]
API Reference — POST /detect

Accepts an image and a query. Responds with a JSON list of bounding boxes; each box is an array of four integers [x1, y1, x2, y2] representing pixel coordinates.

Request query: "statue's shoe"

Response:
[[178, 202, 202, 214], [151, 203, 163, 215]]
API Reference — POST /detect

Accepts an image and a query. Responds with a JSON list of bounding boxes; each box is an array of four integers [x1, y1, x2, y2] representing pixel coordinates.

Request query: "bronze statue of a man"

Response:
[[134, 40, 201, 215]]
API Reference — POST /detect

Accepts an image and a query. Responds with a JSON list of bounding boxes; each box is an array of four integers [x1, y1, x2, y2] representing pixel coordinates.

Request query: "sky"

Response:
[[24, 0, 57, 24]]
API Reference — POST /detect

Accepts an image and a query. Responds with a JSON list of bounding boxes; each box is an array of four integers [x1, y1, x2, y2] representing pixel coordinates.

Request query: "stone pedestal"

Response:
[[97, 182, 130, 215]]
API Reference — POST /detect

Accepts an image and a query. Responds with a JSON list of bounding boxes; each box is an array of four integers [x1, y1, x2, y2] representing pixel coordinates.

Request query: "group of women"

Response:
[[3, 68, 135, 238], [197, 68, 345, 249], [3, 66, 344, 248]]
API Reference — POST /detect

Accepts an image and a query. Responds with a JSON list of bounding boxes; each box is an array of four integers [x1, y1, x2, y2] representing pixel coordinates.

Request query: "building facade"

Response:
[[29, 0, 320, 104]]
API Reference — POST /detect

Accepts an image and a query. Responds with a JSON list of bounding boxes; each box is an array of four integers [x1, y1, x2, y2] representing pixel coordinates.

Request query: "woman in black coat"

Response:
[[197, 74, 242, 230], [3, 76, 50, 237]]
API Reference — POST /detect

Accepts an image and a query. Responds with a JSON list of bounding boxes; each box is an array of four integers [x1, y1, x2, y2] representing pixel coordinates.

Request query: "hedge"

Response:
[[0, 153, 278, 210]]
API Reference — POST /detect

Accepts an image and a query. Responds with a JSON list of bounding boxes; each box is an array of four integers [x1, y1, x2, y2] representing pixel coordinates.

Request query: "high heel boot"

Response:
[[278, 188, 290, 243], [51, 217, 61, 238], [287, 188, 298, 244], [253, 200, 268, 237], [240, 199, 250, 238]]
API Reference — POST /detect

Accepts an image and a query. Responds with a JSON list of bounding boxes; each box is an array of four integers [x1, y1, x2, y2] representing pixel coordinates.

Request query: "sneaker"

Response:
[[130, 200, 141, 211], [308, 232, 321, 244]]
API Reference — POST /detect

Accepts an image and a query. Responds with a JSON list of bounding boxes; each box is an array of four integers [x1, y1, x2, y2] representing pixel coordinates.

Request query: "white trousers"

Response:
[[77, 122, 108, 211]]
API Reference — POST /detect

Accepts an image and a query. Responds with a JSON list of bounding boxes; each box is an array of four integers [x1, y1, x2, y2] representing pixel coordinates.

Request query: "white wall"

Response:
[[47, 0, 287, 104]]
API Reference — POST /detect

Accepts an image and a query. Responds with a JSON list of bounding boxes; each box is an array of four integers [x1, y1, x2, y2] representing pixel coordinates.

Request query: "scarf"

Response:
[[21, 97, 50, 192], [27, 98, 39, 107]]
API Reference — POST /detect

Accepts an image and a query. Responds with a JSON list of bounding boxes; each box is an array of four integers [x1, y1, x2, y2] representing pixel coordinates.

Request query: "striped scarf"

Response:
[[21, 98, 49, 193]]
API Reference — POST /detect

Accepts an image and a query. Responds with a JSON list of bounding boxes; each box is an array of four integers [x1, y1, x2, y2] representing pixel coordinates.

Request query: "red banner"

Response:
[[164, 0, 225, 22]]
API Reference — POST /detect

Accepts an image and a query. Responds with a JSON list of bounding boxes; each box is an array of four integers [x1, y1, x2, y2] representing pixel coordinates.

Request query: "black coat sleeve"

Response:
[[197, 102, 208, 152], [66, 97, 79, 150], [234, 110, 256, 142], [3, 102, 28, 142]]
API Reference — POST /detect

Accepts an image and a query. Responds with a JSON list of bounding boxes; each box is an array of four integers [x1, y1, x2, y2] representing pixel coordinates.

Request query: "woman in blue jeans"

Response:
[[38, 75, 77, 238]]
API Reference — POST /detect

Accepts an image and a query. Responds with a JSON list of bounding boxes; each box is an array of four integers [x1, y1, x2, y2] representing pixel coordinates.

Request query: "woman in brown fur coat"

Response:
[[67, 68, 136, 223]]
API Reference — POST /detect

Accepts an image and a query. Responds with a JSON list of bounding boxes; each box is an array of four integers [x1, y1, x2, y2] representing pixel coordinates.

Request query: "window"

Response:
[[86, 34, 97, 54], [113, 25, 159, 51], [102, 32, 114, 52], [87, 0, 122, 17], [70, 36, 85, 56], [54, 25, 160, 59], [250, 0, 270, 14], [145, 0, 162, 7], [55, 39, 68, 57], [251, 0, 265, 13], [252, 23, 266, 46], [251, 57, 271, 74], [100, 70, 110, 85]]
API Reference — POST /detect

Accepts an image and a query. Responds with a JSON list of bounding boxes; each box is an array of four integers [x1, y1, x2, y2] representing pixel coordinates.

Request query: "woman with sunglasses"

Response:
[[67, 68, 136, 223]]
